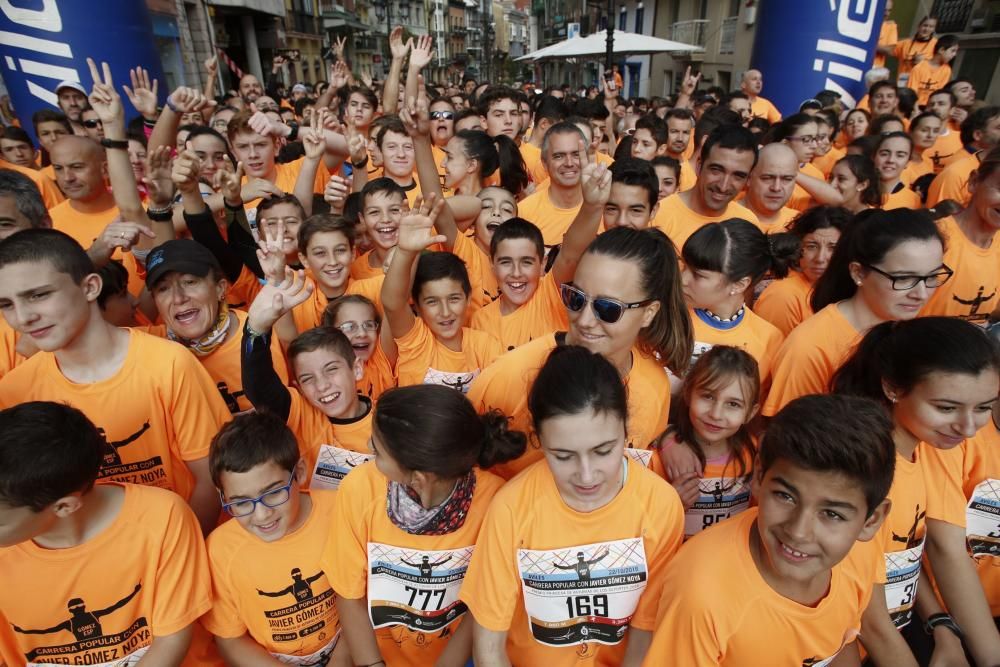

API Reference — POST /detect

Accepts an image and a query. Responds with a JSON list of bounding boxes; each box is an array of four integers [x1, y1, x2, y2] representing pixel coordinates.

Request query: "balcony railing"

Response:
[[669, 19, 708, 49], [931, 0, 973, 33], [719, 16, 737, 54]]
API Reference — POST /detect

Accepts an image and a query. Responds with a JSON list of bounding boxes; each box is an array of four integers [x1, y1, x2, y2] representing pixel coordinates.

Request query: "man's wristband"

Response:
[[146, 204, 173, 222], [286, 123, 299, 142], [100, 138, 129, 150], [349, 155, 369, 169], [244, 319, 270, 341], [165, 97, 180, 114], [924, 613, 963, 639]]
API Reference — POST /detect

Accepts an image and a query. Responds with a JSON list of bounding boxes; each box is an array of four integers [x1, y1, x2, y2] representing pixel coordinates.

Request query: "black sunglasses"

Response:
[[560, 283, 654, 324], [82, 119, 103, 129], [430, 110, 455, 120]]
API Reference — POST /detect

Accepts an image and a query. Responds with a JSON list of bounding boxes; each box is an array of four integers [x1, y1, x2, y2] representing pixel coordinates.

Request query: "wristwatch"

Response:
[[924, 613, 963, 639], [100, 138, 129, 150]]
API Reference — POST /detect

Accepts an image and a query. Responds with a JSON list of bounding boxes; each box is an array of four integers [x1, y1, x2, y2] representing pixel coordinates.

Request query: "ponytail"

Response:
[[493, 134, 529, 196], [682, 219, 801, 287], [477, 410, 528, 468]]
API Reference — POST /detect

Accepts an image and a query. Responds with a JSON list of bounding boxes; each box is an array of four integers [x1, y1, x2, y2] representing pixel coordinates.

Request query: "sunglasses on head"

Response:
[[430, 110, 455, 120], [559, 283, 655, 324]]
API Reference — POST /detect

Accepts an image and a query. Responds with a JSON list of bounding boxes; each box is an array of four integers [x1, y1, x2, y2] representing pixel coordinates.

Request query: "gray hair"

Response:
[[0, 169, 52, 229]]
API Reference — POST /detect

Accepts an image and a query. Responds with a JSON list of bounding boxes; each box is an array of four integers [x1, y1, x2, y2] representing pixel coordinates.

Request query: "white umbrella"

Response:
[[517, 30, 701, 62]]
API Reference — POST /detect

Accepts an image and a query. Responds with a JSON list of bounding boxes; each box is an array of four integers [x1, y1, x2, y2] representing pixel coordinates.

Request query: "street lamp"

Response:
[[604, 0, 613, 70]]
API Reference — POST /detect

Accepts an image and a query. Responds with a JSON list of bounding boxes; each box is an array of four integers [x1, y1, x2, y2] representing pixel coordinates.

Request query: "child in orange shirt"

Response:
[[0, 229, 230, 535], [679, 219, 796, 385], [203, 411, 348, 666], [0, 401, 212, 666], [765, 209, 949, 417], [322, 295, 395, 400], [463, 346, 685, 666], [654, 347, 760, 539], [381, 195, 503, 391], [874, 132, 922, 209], [242, 273, 377, 491], [907, 35, 959, 107], [644, 394, 894, 665], [832, 317, 1000, 665], [323, 384, 527, 667], [351, 179, 407, 281]]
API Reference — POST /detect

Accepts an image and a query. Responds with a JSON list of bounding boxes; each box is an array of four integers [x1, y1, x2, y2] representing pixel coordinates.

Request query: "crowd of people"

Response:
[[0, 12, 999, 666]]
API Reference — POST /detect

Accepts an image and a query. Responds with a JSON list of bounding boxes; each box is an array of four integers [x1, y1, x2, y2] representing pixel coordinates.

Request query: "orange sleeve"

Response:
[[922, 444, 969, 526], [645, 567, 725, 665], [763, 336, 831, 417], [149, 493, 215, 635], [203, 528, 249, 638], [460, 494, 523, 632], [927, 161, 974, 208], [631, 484, 685, 630], [323, 465, 376, 600], [167, 345, 232, 461], [754, 280, 808, 338]]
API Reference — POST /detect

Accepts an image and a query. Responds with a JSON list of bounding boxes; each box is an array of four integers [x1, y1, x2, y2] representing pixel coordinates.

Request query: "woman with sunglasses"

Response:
[[468, 226, 693, 479], [680, 219, 799, 385], [768, 113, 845, 211], [463, 345, 685, 667], [764, 208, 950, 418], [324, 384, 527, 667], [874, 131, 922, 209]]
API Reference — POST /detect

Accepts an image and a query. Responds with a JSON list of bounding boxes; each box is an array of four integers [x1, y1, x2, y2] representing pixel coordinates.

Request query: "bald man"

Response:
[[46, 136, 119, 250], [741, 70, 782, 124], [742, 144, 799, 232], [239, 74, 264, 104]]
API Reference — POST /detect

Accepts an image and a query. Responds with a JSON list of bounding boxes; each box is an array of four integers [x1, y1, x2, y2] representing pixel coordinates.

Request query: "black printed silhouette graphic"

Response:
[[891, 504, 927, 549], [553, 548, 610, 581], [216, 381, 246, 414], [802, 658, 822, 667], [953, 286, 997, 318], [712, 482, 724, 503], [14, 584, 142, 640], [400, 554, 453, 578], [442, 373, 475, 393], [97, 422, 151, 466], [257, 568, 325, 602]]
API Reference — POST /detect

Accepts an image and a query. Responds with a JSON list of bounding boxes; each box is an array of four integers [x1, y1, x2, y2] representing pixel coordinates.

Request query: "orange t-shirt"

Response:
[[471, 272, 569, 352], [0, 316, 25, 378], [921, 215, 1000, 322], [812, 147, 846, 179], [763, 303, 860, 417], [875, 20, 898, 68], [753, 270, 813, 337], [749, 96, 782, 124], [882, 181, 922, 209], [644, 508, 879, 666], [324, 462, 504, 665], [516, 181, 583, 248], [462, 456, 684, 666], [350, 250, 387, 281], [394, 317, 502, 392], [0, 158, 64, 209], [925, 127, 964, 173], [143, 310, 289, 415], [923, 422, 1000, 615], [652, 193, 760, 252], [203, 490, 341, 662], [677, 159, 698, 193], [453, 231, 501, 315], [0, 484, 212, 667], [927, 151, 977, 208], [746, 205, 798, 234], [285, 391, 374, 492], [907, 60, 952, 107], [521, 142, 544, 184], [900, 157, 935, 186], [243, 158, 305, 227], [0, 329, 230, 500], [788, 162, 827, 212], [225, 266, 263, 310], [689, 308, 784, 384], [292, 274, 386, 333], [468, 333, 671, 479], [895, 38, 937, 77]]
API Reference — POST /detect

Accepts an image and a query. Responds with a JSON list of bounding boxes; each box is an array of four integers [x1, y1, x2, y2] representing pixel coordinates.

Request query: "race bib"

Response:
[[518, 538, 648, 648], [884, 543, 923, 629], [683, 475, 752, 538], [623, 448, 652, 468], [966, 478, 1000, 558], [310, 445, 374, 491], [367, 544, 472, 633], [422, 368, 480, 394], [271, 634, 338, 666]]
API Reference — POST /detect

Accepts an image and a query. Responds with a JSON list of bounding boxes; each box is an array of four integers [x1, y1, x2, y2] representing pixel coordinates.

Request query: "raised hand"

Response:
[[91, 219, 156, 264], [143, 146, 176, 207], [256, 219, 288, 283], [171, 149, 202, 194], [332, 35, 347, 61], [213, 157, 245, 205], [323, 175, 350, 214], [168, 87, 215, 114], [247, 268, 314, 333], [397, 194, 447, 252], [301, 109, 326, 161], [409, 35, 435, 70], [242, 178, 283, 203], [580, 155, 612, 207], [389, 27, 409, 60], [204, 56, 218, 78], [86, 58, 124, 127], [361, 71, 374, 89], [331, 60, 349, 90], [122, 66, 160, 120], [679, 65, 702, 97], [248, 110, 289, 138]]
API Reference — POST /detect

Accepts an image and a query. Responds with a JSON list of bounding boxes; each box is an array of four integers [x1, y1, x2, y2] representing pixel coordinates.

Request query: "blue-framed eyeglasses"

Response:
[[220, 469, 296, 517]]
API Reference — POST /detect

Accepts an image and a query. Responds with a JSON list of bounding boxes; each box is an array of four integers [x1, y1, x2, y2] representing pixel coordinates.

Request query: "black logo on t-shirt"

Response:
[[953, 286, 997, 322], [552, 548, 610, 581], [14, 584, 142, 640], [97, 423, 151, 467], [892, 504, 927, 551], [257, 568, 325, 602]]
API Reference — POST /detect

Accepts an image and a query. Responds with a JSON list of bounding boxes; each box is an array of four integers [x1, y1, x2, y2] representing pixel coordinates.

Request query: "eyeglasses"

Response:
[[787, 135, 818, 145], [220, 470, 296, 517], [211, 120, 230, 130], [82, 119, 103, 129], [863, 263, 954, 290], [559, 283, 655, 324], [337, 320, 378, 335], [430, 110, 455, 120]]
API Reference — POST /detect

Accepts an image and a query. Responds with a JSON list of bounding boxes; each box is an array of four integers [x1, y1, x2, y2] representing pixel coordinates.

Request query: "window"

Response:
[[635, 5, 643, 32], [618, 7, 626, 31]]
